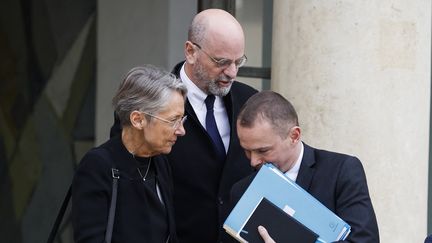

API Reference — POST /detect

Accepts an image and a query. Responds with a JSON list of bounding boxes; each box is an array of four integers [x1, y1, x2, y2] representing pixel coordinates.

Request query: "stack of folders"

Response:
[[223, 163, 351, 243]]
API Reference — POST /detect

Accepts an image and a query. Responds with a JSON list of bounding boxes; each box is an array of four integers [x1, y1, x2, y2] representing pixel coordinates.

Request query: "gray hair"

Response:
[[188, 14, 206, 44], [238, 91, 299, 139], [112, 65, 187, 126]]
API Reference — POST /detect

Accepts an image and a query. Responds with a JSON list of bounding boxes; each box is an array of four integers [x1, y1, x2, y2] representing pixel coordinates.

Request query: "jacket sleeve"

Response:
[[334, 156, 379, 243], [72, 149, 112, 243]]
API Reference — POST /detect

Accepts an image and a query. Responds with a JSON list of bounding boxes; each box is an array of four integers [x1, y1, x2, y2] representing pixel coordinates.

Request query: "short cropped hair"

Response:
[[112, 65, 187, 126], [237, 91, 299, 138], [188, 14, 206, 44]]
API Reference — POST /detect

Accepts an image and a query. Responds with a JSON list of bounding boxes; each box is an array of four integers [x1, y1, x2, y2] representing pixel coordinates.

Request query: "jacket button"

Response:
[[218, 197, 224, 205]]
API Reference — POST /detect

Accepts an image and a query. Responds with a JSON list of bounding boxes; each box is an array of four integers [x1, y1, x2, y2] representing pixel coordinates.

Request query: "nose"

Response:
[[223, 62, 238, 79], [175, 123, 186, 136], [250, 152, 263, 168]]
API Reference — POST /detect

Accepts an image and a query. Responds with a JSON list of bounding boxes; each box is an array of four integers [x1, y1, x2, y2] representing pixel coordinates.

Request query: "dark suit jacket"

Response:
[[72, 135, 178, 243], [109, 62, 257, 243], [168, 62, 257, 243], [230, 143, 379, 243]]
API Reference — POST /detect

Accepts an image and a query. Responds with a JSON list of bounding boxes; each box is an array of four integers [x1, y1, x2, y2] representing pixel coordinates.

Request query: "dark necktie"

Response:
[[205, 95, 226, 161]]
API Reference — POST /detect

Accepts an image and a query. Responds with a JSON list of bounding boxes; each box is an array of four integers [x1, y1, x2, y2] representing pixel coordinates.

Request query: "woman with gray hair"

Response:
[[71, 65, 187, 243]]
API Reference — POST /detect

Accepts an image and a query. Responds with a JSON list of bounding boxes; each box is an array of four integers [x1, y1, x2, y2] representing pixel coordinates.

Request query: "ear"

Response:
[[289, 126, 301, 144], [130, 111, 146, 130], [185, 41, 198, 64]]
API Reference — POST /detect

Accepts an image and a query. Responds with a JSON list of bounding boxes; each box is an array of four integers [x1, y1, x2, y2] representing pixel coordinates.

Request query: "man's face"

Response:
[[237, 118, 298, 172], [187, 37, 245, 96], [192, 58, 234, 96]]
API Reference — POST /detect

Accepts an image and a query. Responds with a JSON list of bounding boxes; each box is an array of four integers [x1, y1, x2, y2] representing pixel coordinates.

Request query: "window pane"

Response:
[[235, 0, 272, 90]]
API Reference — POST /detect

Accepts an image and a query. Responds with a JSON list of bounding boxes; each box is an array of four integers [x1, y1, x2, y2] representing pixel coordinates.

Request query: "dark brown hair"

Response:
[[237, 91, 299, 138]]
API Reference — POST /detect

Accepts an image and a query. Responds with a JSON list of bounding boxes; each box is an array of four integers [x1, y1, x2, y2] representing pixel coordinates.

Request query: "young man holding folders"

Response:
[[229, 91, 379, 243], [110, 9, 257, 243]]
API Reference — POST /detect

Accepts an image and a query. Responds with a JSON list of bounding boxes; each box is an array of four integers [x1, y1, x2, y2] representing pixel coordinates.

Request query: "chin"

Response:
[[162, 147, 172, 154]]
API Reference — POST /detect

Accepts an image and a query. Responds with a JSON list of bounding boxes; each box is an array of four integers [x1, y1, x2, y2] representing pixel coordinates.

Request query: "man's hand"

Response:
[[258, 226, 276, 243]]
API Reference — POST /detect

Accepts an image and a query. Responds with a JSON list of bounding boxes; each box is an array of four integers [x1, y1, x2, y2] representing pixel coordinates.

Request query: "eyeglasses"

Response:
[[192, 42, 247, 69], [140, 111, 187, 129]]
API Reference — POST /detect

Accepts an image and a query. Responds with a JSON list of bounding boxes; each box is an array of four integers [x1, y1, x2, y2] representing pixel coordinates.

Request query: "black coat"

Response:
[[168, 63, 257, 243], [230, 143, 380, 243], [109, 62, 257, 243], [71, 136, 178, 243]]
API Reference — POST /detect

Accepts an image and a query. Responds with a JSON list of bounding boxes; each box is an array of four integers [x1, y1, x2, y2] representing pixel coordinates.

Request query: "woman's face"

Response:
[[141, 91, 186, 155]]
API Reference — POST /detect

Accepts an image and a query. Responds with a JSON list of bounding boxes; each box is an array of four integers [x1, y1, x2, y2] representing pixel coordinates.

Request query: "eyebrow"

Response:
[[192, 42, 245, 64], [250, 145, 273, 152]]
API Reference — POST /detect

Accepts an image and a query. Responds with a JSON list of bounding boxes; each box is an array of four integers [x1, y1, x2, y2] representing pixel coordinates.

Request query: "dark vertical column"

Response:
[[197, 0, 236, 16], [261, 0, 273, 90], [428, 29, 432, 235]]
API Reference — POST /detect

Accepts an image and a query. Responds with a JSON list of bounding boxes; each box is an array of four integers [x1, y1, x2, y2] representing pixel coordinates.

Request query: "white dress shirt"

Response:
[[180, 64, 230, 153]]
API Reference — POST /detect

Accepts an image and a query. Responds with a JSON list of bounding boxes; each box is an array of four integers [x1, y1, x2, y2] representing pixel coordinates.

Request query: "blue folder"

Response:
[[223, 163, 351, 243]]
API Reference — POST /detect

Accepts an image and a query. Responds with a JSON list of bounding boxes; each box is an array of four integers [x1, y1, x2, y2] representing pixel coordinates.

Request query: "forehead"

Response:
[[205, 28, 245, 58], [237, 119, 279, 150]]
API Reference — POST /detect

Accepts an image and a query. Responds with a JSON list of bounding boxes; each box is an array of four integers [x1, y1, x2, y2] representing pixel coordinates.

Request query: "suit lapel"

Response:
[[295, 143, 316, 191], [222, 91, 235, 157], [222, 91, 234, 126], [184, 98, 209, 133], [185, 99, 199, 124]]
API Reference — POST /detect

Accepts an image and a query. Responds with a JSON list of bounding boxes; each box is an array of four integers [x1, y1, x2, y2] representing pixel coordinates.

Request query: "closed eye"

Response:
[[257, 149, 269, 154]]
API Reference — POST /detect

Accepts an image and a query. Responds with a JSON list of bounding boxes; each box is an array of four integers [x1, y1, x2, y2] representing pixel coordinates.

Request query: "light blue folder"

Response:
[[223, 163, 351, 243]]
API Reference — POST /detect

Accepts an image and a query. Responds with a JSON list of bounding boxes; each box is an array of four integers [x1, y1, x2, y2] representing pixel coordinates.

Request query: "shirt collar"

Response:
[[285, 142, 304, 181]]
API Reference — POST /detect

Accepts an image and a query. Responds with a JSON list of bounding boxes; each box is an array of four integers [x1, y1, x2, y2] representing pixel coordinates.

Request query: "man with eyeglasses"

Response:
[[168, 9, 257, 243], [110, 8, 257, 243]]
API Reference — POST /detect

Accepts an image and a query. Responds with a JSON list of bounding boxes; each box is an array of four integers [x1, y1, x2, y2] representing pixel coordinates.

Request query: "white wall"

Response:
[[272, 1, 431, 242]]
